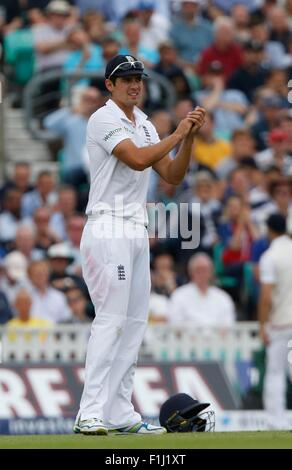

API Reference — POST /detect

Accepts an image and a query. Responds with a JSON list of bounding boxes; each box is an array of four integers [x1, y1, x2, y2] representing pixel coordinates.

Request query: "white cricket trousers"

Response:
[[78, 217, 151, 428], [263, 326, 292, 429]]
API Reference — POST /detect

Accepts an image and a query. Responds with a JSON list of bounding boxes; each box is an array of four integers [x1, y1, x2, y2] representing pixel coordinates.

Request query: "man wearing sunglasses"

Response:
[[74, 54, 206, 435]]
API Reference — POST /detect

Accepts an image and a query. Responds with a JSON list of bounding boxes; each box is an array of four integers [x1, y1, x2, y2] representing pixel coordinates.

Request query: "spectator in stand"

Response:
[[0, 0, 23, 35], [268, 5, 292, 52], [195, 60, 249, 140], [148, 177, 184, 260], [223, 167, 251, 203], [148, 287, 169, 324], [263, 68, 290, 108], [172, 98, 196, 127], [238, 158, 269, 207], [280, 112, 292, 156], [0, 251, 28, 304], [63, 24, 103, 87], [21, 170, 58, 219], [148, 251, 175, 325], [47, 242, 87, 293], [151, 251, 179, 298], [81, 10, 111, 45], [0, 289, 13, 324], [231, 3, 251, 44], [250, 19, 289, 69], [49, 185, 77, 240], [13, 224, 44, 262], [0, 0, 48, 34], [218, 195, 259, 299], [32, 0, 74, 73], [31, 0, 77, 112], [88, 34, 122, 92], [96, 0, 171, 24], [269, 178, 292, 219], [180, 171, 221, 255], [197, 16, 243, 82], [227, 39, 267, 102], [169, 0, 213, 67], [154, 41, 192, 100], [137, 1, 170, 51], [0, 188, 23, 250], [63, 213, 85, 274], [150, 110, 174, 142], [168, 252, 235, 326], [216, 129, 256, 180], [25, 259, 72, 323], [0, 162, 33, 211], [284, 0, 292, 29], [252, 177, 292, 235], [44, 86, 103, 187], [7, 288, 53, 343], [64, 286, 93, 322], [210, 0, 259, 15], [119, 17, 159, 67], [33, 206, 61, 253], [100, 35, 121, 63], [255, 128, 292, 175], [192, 112, 232, 170], [251, 94, 284, 151]]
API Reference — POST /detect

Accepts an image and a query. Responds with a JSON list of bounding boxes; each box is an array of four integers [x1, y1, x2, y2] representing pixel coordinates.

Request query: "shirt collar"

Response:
[[106, 98, 148, 126], [270, 234, 291, 248]]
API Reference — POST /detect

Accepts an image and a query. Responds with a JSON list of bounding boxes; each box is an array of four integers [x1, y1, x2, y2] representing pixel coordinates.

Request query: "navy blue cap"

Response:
[[159, 393, 210, 427], [105, 54, 148, 79]]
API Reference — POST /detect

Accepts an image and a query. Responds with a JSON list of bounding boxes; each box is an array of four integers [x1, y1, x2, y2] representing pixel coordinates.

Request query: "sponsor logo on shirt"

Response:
[[103, 127, 122, 142], [142, 125, 152, 145], [124, 126, 135, 135]]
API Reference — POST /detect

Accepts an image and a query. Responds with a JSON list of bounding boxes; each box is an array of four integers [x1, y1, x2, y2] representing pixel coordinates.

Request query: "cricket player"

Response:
[[73, 54, 206, 435], [259, 213, 292, 430]]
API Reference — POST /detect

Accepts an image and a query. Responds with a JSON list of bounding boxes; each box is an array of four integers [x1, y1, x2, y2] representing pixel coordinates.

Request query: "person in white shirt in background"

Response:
[[259, 212, 292, 430], [168, 252, 236, 327], [25, 259, 72, 324]]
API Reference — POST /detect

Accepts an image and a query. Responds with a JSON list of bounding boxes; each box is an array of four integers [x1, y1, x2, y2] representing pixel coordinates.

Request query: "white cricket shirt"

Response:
[[259, 235, 292, 327], [86, 99, 160, 226], [168, 283, 236, 327]]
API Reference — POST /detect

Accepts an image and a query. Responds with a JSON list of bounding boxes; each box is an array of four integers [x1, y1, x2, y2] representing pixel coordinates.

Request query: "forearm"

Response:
[[229, 225, 244, 249], [258, 294, 271, 326], [77, 47, 90, 68], [218, 102, 247, 114], [36, 40, 67, 55], [247, 221, 259, 240], [135, 131, 185, 171], [166, 134, 194, 184], [201, 90, 221, 111]]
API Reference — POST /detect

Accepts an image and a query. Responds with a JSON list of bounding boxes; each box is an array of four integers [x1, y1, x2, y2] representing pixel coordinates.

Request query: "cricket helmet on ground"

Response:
[[159, 393, 215, 432]]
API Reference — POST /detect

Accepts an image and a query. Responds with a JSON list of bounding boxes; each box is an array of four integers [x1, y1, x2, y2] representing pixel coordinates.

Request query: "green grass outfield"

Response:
[[0, 432, 292, 449]]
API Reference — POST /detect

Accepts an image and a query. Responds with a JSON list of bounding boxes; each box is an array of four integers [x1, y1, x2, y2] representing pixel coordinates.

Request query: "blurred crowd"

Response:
[[0, 0, 292, 330]]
